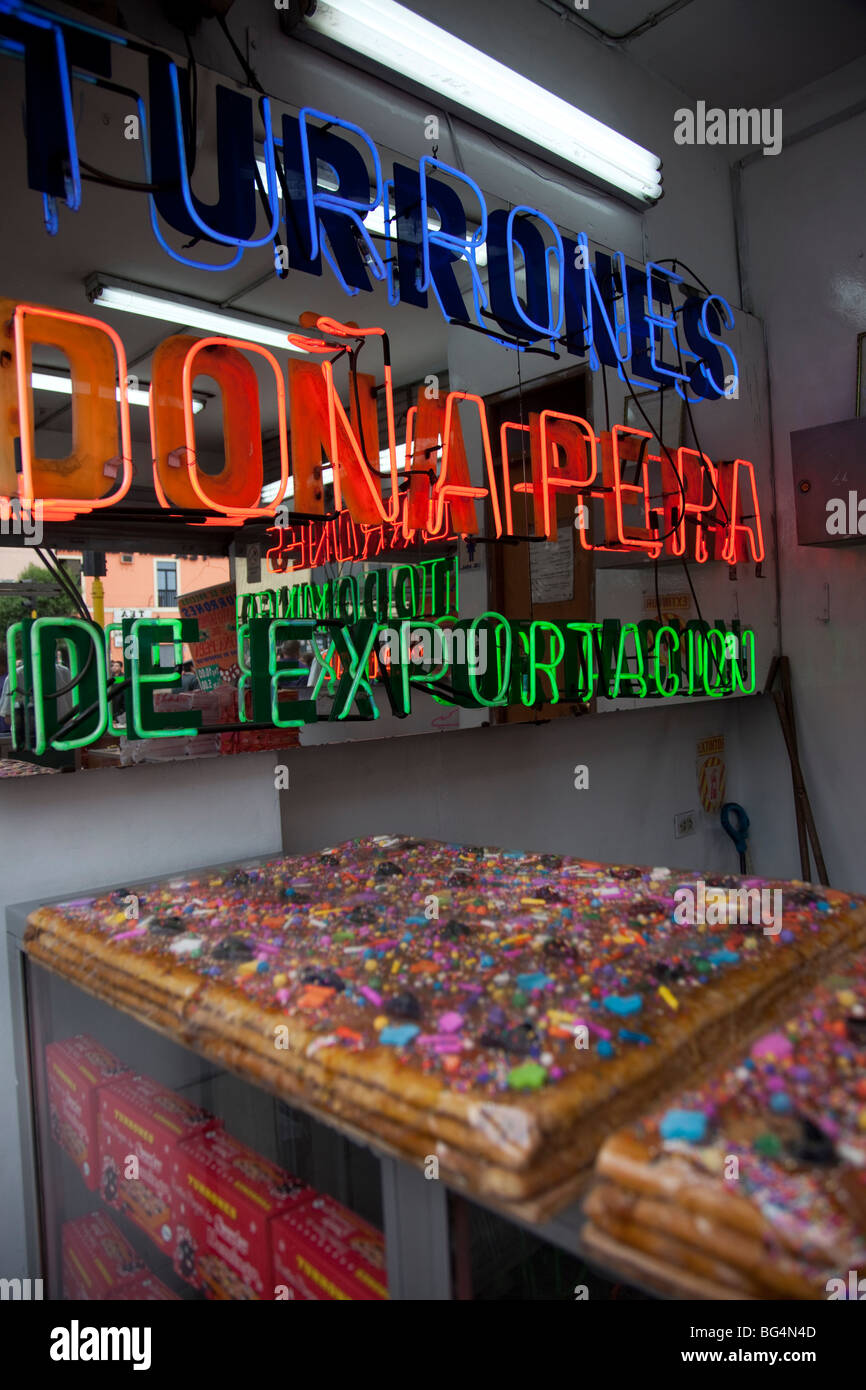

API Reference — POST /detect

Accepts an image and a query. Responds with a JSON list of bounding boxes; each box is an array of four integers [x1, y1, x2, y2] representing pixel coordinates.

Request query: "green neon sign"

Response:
[[5, 612, 758, 755]]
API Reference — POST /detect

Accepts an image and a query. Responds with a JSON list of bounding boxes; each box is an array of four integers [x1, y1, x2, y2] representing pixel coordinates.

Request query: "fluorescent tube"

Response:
[[303, 0, 662, 201], [86, 276, 307, 354], [30, 370, 205, 412]]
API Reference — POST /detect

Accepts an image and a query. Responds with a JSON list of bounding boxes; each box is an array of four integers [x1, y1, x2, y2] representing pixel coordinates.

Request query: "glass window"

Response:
[[156, 559, 177, 608]]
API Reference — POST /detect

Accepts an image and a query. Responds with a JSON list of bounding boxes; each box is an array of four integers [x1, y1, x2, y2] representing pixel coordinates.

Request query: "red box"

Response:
[[45, 1036, 129, 1190], [272, 1196, 388, 1301], [105, 1273, 180, 1301], [171, 1129, 311, 1300], [61, 1212, 146, 1301], [98, 1074, 217, 1255]]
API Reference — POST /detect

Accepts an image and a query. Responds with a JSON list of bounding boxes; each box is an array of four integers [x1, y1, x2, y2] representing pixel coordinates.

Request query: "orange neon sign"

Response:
[[0, 301, 764, 566], [4, 301, 132, 522]]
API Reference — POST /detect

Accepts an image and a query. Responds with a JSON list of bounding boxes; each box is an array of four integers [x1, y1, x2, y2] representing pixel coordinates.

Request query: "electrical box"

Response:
[[790, 416, 866, 545]]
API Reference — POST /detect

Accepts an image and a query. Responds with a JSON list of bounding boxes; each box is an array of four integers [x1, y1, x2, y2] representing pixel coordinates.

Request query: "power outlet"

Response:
[[675, 810, 696, 839]]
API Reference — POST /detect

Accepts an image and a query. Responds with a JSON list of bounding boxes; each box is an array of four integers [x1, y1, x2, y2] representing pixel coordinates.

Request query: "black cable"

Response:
[[679, 556, 704, 626], [653, 258, 713, 297], [614, 371, 705, 621], [49, 673, 130, 744], [79, 162, 177, 194], [653, 259, 732, 532], [615, 264, 728, 627], [217, 12, 260, 91], [34, 547, 91, 623], [654, 553, 663, 626], [652, 380, 666, 617], [23, 548, 97, 705], [183, 31, 198, 179], [349, 345, 375, 473], [618, 260, 729, 588], [78, 36, 196, 194], [47, 641, 96, 703], [672, 329, 730, 526], [216, 11, 300, 277], [488, 133, 578, 190], [619, 372, 689, 548]]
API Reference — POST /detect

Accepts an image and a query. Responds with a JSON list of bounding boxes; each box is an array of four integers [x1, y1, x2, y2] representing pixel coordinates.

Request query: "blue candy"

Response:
[[659, 1109, 707, 1143], [517, 972, 550, 992], [603, 993, 643, 1016], [379, 1024, 420, 1047]]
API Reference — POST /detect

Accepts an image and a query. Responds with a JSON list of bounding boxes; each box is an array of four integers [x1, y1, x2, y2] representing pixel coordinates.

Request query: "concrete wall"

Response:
[[736, 55, 866, 892], [279, 694, 793, 872]]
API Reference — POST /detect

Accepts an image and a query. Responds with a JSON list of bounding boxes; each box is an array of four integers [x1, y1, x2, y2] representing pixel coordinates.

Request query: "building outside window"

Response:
[[155, 559, 177, 608]]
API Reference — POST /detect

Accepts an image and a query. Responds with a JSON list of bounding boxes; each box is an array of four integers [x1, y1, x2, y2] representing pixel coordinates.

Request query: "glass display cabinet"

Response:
[[7, 868, 642, 1303]]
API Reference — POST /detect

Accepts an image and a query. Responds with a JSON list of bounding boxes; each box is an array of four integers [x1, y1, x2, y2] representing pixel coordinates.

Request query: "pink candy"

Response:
[[417, 1034, 463, 1053], [438, 1012, 463, 1033], [751, 1030, 793, 1060]]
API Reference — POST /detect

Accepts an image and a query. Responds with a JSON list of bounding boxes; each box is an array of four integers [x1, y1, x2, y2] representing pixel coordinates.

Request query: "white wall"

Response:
[[280, 695, 794, 870], [0, 753, 282, 1271], [737, 55, 866, 892]]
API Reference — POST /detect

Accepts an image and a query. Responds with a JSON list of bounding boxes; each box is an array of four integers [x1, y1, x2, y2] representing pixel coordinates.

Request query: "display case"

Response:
[[15, 835, 864, 1304], [7, 867, 641, 1303]]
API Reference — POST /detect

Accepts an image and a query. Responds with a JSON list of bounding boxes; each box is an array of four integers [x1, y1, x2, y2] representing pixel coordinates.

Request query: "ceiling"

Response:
[[540, 0, 866, 108]]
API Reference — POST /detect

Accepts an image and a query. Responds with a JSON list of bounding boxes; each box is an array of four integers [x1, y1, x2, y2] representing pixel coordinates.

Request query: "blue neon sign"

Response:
[[0, 0, 737, 399]]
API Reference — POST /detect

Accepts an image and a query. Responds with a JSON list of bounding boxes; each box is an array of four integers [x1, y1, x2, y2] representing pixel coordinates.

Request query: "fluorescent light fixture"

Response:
[[362, 200, 488, 267], [303, 0, 662, 202], [256, 157, 284, 200], [261, 443, 407, 504], [31, 369, 205, 412], [255, 157, 489, 267], [85, 275, 307, 354]]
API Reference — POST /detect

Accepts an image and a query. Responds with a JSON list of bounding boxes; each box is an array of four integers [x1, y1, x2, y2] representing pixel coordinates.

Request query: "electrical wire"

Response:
[[78, 38, 199, 195], [34, 547, 92, 623], [609, 251, 744, 628], [6, 548, 96, 732], [78, 163, 176, 193], [215, 11, 307, 277], [488, 133, 581, 190], [514, 343, 535, 624], [50, 676, 130, 744], [652, 257, 713, 297], [183, 31, 198, 179], [216, 12, 259, 90], [619, 372, 689, 545], [616, 371, 703, 624]]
